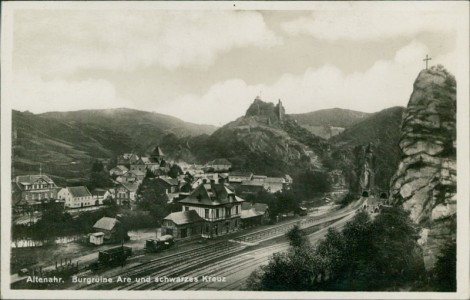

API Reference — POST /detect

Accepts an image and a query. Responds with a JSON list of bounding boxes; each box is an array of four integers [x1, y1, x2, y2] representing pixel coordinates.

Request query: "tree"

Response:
[[247, 207, 424, 291], [168, 164, 183, 179], [145, 168, 155, 179], [286, 225, 307, 248], [432, 239, 456, 291], [136, 177, 173, 225]]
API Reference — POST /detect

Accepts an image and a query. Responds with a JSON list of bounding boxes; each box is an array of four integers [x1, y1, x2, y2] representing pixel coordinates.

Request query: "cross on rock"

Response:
[[423, 54, 432, 70]]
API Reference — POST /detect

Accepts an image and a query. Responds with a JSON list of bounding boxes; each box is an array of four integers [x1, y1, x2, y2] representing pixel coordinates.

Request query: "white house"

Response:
[[58, 186, 94, 208]]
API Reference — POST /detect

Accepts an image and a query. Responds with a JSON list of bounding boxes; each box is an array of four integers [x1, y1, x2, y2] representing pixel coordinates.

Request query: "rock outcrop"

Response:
[[389, 65, 456, 270]]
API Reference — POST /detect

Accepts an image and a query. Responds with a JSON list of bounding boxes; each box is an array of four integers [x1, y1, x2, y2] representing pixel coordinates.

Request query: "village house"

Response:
[[115, 182, 140, 205], [263, 177, 285, 193], [130, 157, 148, 173], [252, 175, 267, 182], [238, 180, 265, 196], [13, 174, 60, 202], [235, 174, 293, 195], [90, 188, 114, 205], [153, 176, 184, 202], [93, 217, 129, 243], [109, 165, 128, 177], [130, 170, 145, 182], [228, 172, 253, 185], [241, 202, 270, 228], [116, 170, 144, 184], [191, 173, 222, 189], [203, 158, 232, 172], [161, 210, 204, 240], [58, 186, 94, 208], [130, 146, 166, 174], [176, 181, 245, 238], [157, 177, 180, 194]]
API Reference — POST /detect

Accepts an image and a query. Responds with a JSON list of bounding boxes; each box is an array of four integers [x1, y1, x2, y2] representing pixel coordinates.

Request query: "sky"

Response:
[[8, 3, 462, 126]]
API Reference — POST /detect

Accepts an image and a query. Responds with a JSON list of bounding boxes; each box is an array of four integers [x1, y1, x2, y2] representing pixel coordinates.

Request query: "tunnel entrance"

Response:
[[362, 191, 369, 197], [380, 192, 388, 199]]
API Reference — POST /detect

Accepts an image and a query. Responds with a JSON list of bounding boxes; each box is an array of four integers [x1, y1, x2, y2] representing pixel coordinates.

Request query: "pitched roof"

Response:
[[67, 186, 92, 198], [241, 209, 260, 219], [116, 165, 128, 171], [159, 177, 179, 186], [15, 175, 55, 186], [241, 202, 268, 219], [265, 177, 285, 183], [152, 146, 165, 157], [140, 157, 152, 164], [179, 183, 244, 206], [229, 172, 253, 177], [242, 202, 268, 212], [164, 210, 203, 225], [93, 217, 120, 231], [121, 182, 140, 192], [120, 153, 139, 160], [91, 188, 107, 196]]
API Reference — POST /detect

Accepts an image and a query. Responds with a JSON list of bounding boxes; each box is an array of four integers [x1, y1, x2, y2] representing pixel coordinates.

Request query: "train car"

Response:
[[89, 245, 132, 270], [145, 235, 174, 253]]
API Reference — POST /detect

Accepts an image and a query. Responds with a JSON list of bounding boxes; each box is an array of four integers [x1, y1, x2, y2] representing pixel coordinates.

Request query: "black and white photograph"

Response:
[[1, 1, 469, 299]]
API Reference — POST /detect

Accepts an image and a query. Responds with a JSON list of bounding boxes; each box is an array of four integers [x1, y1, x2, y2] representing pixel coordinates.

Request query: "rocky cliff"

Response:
[[389, 65, 456, 270]]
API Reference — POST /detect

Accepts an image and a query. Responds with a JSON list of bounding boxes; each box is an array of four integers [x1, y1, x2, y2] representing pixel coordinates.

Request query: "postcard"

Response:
[[1, 1, 469, 299]]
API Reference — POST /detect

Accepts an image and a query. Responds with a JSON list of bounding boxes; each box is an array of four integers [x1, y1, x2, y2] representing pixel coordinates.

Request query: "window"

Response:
[[205, 209, 209, 219], [225, 207, 231, 218], [216, 209, 220, 219], [235, 205, 239, 214], [185, 206, 189, 212]]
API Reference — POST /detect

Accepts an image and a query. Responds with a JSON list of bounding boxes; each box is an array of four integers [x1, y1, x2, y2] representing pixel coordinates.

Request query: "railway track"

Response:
[[157, 211, 356, 291], [71, 199, 364, 290]]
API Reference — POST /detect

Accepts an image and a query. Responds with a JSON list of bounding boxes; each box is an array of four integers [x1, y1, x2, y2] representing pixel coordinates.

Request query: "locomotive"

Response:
[[144, 235, 174, 253]]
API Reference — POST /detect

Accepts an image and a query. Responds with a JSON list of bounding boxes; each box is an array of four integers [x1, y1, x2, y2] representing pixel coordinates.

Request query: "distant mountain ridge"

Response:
[[12, 102, 405, 190], [12, 108, 217, 184], [41, 108, 217, 151], [290, 108, 370, 139]]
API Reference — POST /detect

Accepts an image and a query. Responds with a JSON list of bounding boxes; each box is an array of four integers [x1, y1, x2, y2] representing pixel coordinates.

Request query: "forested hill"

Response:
[[12, 108, 216, 184], [328, 106, 405, 191], [41, 108, 217, 152]]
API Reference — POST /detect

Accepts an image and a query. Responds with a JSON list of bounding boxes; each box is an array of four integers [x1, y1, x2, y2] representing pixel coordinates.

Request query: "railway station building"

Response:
[[174, 181, 245, 239], [162, 210, 204, 240]]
